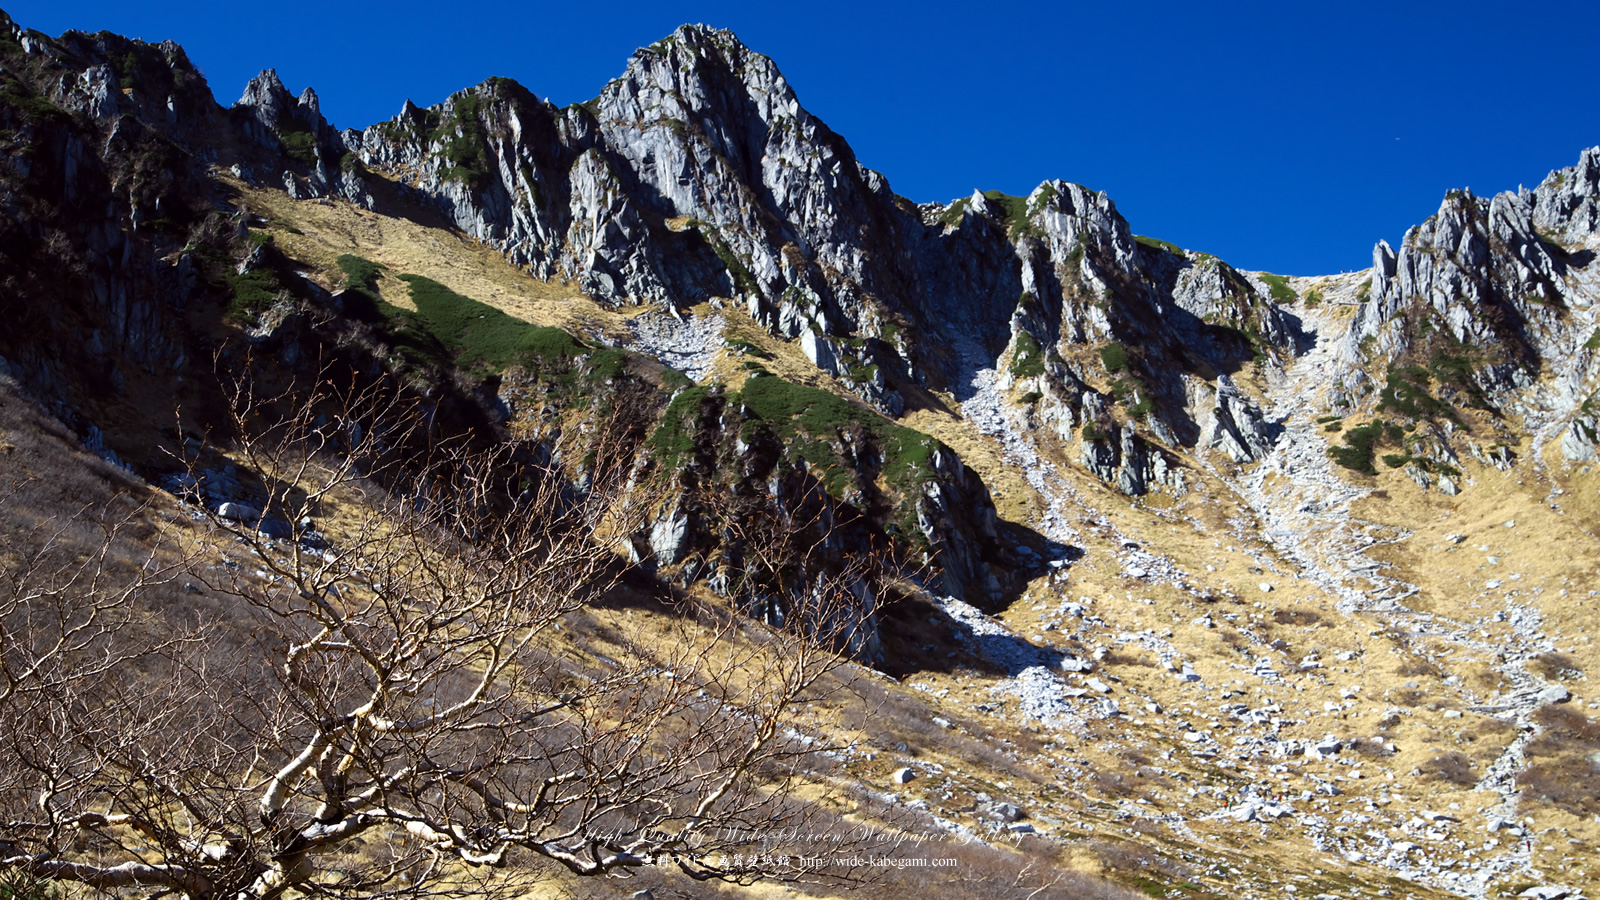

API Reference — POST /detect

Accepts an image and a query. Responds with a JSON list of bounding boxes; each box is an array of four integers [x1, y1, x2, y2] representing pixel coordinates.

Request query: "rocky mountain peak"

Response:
[[100, 17, 1600, 500], [1535, 144, 1600, 241], [1356, 168, 1576, 360], [640, 23, 772, 80], [608, 22, 797, 129], [599, 21, 816, 198], [234, 68, 333, 143], [10, 15, 1600, 895], [235, 68, 290, 119]]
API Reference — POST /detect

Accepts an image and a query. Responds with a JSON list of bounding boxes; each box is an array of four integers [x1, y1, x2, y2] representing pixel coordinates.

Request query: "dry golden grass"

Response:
[[20, 174, 1564, 896], [1356, 455, 1600, 700], [898, 403, 1044, 527], [221, 175, 628, 340]]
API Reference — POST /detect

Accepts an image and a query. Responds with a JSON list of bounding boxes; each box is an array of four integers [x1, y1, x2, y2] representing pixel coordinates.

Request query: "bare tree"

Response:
[[0, 376, 884, 898]]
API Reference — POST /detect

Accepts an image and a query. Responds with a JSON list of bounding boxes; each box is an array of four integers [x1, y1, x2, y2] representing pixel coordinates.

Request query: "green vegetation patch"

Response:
[[699, 226, 761, 296], [1328, 419, 1386, 475], [1381, 452, 1461, 476], [982, 188, 1059, 239], [227, 267, 281, 319], [1328, 419, 1418, 477], [1133, 235, 1185, 256], [847, 363, 879, 383], [337, 254, 385, 292], [1026, 182, 1058, 215], [983, 190, 1029, 234], [1009, 331, 1045, 380], [1258, 272, 1298, 304], [649, 385, 714, 464], [938, 188, 1055, 236], [106, 41, 186, 96], [1377, 322, 1491, 418], [1062, 237, 1087, 276], [1378, 365, 1461, 424], [333, 254, 386, 322], [936, 197, 972, 227], [375, 103, 442, 145], [724, 337, 773, 359], [394, 274, 592, 377], [193, 238, 287, 321], [1100, 340, 1129, 374], [0, 68, 70, 126], [430, 92, 492, 187], [645, 373, 946, 541], [1109, 376, 1153, 419], [1094, 341, 1155, 417], [740, 376, 934, 484], [277, 127, 318, 167]]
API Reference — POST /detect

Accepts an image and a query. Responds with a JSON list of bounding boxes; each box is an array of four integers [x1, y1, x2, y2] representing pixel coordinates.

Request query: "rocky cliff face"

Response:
[[334, 27, 922, 414], [0, 16, 220, 424], [278, 27, 1306, 495], [8, 8, 1600, 638], [1335, 150, 1600, 471], [0, 14, 1033, 652], [232, 68, 370, 206], [987, 181, 1297, 494], [13, 15, 1600, 896]]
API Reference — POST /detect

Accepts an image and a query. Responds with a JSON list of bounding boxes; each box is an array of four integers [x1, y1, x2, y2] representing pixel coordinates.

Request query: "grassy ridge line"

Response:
[[397, 273, 607, 377], [328, 253, 625, 384], [1257, 272, 1298, 304], [334, 255, 949, 528], [741, 373, 938, 490], [651, 371, 944, 544]]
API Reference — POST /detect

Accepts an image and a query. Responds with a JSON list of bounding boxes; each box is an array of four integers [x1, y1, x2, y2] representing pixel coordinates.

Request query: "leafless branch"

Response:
[[1, 375, 887, 898]]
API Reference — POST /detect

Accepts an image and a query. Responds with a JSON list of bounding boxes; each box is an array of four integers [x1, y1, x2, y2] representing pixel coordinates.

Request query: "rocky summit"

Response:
[[2, 11, 1600, 900]]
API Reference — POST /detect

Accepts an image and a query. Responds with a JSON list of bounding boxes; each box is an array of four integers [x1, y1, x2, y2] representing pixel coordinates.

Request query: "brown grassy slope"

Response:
[[117, 180, 1515, 896], [222, 175, 626, 339]]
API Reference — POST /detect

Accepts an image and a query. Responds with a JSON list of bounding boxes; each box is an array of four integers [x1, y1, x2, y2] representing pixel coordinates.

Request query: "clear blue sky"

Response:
[[9, 1, 1600, 275]]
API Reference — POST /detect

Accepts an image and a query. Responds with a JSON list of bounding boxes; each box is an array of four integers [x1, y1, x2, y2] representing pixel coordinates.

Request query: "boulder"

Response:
[[982, 801, 1022, 822], [1538, 684, 1572, 705], [1306, 738, 1342, 761], [217, 502, 263, 523]]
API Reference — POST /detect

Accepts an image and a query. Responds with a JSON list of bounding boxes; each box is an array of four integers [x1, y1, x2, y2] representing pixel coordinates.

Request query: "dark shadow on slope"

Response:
[[1276, 308, 1318, 357], [876, 584, 1082, 681]]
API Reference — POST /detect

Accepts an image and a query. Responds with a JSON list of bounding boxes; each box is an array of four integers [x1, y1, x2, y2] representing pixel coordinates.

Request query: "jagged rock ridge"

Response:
[[0, 13, 1032, 644], [263, 27, 1310, 493], [9, 7, 1600, 631]]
